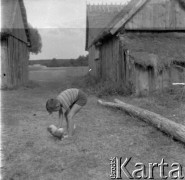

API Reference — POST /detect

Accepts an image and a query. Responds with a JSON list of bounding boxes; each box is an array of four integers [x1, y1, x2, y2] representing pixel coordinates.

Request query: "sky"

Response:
[[24, 0, 130, 60]]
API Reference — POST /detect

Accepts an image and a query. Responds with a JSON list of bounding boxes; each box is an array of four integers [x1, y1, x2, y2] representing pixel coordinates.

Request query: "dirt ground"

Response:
[[2, 67, 185, 180]]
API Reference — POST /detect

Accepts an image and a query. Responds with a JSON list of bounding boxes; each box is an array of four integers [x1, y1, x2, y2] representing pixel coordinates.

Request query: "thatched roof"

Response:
[[120, 33, 185, 70], [85, 4, 124, 50], [130, 52, 159, 68], [1, 0, 30, 45]]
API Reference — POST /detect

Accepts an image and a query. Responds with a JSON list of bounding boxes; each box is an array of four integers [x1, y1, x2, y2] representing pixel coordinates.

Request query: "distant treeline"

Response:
[[29, 55, 88, 67]]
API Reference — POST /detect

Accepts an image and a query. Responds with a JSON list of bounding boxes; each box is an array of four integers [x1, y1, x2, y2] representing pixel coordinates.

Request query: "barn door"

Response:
[[118, 49, 135, 87]]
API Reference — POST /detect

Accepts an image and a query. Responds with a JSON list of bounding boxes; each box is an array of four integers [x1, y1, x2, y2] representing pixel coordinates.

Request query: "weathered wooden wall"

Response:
[[89, 0, 185, 93], [100, 36, 120, 81], [99, 32, 185, 95], [88, 45, 101, 78], [155, 65, 185, 90], [1, 1, 29, 88], [134, 64, 185, 95], [1, 36, 29, 88], [134, 65, 153, 95], [125, 0, 185, 30]]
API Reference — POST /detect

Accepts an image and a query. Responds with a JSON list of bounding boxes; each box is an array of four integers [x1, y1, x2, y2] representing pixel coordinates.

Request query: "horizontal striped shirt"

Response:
[[57, 88, 79, 110]]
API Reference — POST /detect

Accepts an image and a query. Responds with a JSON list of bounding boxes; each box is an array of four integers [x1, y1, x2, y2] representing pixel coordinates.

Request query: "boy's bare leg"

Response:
[[66, 104, 82, 137], [64, 110, 69, 130]]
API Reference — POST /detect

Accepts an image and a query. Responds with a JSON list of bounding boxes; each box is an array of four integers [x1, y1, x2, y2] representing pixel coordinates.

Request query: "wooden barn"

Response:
[[87, 0, 185, 95], [1, 0, 31, 89], [85, 4, 124, 77]]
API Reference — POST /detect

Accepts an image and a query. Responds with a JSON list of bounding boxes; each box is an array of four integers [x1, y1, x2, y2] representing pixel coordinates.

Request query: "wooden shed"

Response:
[[1, 0, 31, 89], [88, 0, 185, 95], [85, 4, 124, 77]]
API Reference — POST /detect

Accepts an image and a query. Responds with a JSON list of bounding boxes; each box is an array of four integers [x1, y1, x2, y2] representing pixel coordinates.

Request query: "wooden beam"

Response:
[[172, 83, 185, 86], [110, 0, 148, 35], [98, 99, 185, 144]]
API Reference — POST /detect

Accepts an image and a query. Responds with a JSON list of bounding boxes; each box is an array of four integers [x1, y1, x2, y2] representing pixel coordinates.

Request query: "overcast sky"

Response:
[[24, 0, 129, 60]]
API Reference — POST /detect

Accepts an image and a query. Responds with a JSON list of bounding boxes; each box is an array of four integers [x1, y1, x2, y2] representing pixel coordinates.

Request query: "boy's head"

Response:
[[46, 98, 61, 114]]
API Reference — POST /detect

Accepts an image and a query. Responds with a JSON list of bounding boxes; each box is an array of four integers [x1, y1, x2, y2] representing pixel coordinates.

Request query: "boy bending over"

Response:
[[46, 88, 87, 138]]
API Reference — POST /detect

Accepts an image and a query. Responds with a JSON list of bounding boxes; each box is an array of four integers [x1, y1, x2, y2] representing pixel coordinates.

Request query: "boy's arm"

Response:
[[58, 108, 64, 128]]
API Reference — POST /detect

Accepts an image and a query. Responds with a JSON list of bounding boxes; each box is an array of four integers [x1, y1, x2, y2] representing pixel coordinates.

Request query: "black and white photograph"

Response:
[[1, 0, 185, 179]]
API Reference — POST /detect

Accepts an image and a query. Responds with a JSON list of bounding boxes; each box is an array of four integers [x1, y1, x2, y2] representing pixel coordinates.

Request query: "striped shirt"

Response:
[[57, 88, 79, 110]]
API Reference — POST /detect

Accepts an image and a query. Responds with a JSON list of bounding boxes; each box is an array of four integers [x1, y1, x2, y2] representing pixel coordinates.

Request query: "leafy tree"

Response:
[[50, 58, 59, 67], [28, 24, 42, 54], [76, 54, 88, 66]]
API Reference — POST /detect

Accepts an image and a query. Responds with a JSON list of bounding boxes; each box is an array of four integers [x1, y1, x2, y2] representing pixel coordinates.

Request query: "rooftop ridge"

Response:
[[87, 4, 124, 12], [87, 2, 125, 5]]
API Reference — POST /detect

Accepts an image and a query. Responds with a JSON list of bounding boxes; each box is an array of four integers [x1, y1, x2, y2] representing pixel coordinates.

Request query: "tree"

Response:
[[50, 58, 59, 67], [76, 54, 88, 66], [28, 24, 42, 54]]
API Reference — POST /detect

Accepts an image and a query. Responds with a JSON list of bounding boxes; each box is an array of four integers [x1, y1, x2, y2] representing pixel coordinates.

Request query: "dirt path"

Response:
[[2, 67, 185, 180]]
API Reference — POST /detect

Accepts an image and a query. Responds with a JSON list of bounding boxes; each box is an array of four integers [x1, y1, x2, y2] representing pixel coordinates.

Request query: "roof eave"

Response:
[[19, 0, 31, 46], [89, 29, 110, 48], [90, 0, 148, 47], [110, 0, 148, 35], [85, 5, 89, 51]]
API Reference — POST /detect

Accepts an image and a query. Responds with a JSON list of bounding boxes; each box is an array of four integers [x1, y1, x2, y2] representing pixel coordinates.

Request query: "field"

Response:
[[2, 67, 185, 180]]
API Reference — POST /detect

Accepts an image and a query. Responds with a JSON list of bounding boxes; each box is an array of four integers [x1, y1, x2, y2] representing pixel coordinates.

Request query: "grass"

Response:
[[72, 74, 133, 98], [72, 73, 185, 102], [72, 73, 185, 126], [2, 67, 185, 179], [23, 80, 40, 89], [116, 86, 185, 125], [1, 80, 40, 91]]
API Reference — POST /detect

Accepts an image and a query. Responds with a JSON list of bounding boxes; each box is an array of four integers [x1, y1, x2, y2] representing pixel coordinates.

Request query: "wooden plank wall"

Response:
[[1, 40, 8, 88], [1, 36, 28, 88], [88, 45, 101, 78], [1, 0, 29, 88], [100, 36, 119, 81], [125, 0, 185, 30], [88, 46, 96, 77]]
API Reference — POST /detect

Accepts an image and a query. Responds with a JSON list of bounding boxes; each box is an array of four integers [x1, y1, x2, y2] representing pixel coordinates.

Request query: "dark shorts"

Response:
[[69, 90, 87, 108]]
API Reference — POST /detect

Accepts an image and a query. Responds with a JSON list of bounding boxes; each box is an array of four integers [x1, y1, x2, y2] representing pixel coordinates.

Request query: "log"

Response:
[[97, 99, 185, 144]]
